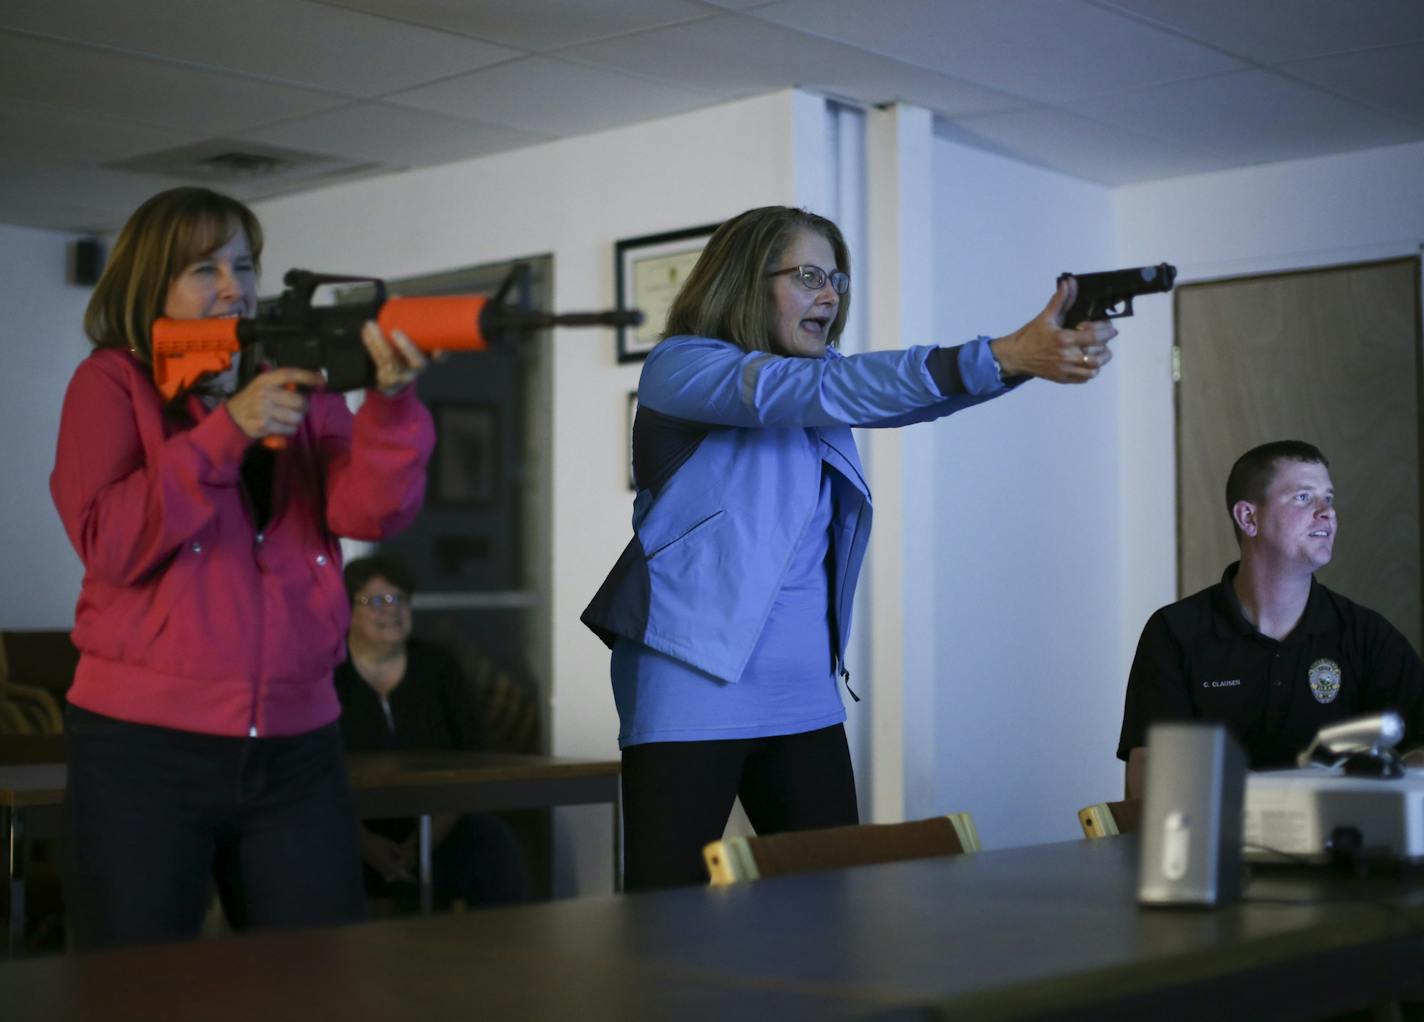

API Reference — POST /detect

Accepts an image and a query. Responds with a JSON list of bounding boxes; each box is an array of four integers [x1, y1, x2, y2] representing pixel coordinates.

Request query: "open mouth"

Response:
[[1308, 530, 1332, 538], [800, 317, 829, 336]]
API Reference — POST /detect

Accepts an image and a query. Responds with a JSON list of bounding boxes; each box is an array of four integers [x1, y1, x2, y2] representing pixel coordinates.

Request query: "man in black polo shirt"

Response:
[[1118, 440, 1424, 798]]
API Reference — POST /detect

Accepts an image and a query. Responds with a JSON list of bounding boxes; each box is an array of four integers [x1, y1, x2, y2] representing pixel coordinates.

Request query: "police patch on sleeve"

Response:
[[1307, 658, 1342, 704]]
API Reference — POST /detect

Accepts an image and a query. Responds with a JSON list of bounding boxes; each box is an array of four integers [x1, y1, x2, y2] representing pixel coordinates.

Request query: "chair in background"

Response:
[[1077, 799, 1142, 839], [0, 680, 62, 736], [0, 630, 79, 718], [0, 634, 67, 737], [0, 631, 72, 952], [704, 814, 980, 886]]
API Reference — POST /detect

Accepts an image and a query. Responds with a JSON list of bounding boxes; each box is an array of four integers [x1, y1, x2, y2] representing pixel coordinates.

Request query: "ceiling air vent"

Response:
[[107, 139, 367, 186], [196, 151, 288, 177]]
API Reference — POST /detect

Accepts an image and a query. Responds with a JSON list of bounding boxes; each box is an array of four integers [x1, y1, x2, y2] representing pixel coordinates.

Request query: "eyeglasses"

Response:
[[354, 592, 409, 608], [766, 264, 850, 295]]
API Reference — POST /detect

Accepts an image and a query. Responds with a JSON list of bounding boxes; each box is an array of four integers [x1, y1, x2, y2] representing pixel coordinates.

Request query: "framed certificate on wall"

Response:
[[615, 222, 720, 363]]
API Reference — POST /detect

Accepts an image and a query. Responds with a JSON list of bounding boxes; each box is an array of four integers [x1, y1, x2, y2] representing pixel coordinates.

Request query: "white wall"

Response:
[[1114, 140, 1424, 728], [250, 90, 804, 895], [0, 225, 91, 628], [922, 135, 1121, 848]]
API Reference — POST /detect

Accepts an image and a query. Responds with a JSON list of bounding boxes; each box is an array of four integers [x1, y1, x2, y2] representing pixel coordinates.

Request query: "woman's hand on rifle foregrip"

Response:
[[363, 321, 435, 396]]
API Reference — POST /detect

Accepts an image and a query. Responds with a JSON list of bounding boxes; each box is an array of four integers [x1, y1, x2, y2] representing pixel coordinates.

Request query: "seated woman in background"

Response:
[[335, 554, 529, 909]]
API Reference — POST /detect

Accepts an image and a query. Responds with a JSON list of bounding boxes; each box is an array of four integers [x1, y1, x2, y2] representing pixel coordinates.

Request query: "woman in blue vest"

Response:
[[583, 206, 1115, 889]]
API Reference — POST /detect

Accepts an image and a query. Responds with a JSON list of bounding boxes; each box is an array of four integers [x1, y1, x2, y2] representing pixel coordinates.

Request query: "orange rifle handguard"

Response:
[[377, 296, 492, 352]]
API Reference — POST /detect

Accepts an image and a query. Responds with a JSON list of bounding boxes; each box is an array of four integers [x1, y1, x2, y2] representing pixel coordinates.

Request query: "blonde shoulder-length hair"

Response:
[[84, 187, 263, 366], [662, 206, 850, 354]]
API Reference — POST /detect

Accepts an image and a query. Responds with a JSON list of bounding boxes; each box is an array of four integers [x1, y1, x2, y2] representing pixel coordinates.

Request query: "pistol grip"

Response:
[[259, 381, 300, 451]]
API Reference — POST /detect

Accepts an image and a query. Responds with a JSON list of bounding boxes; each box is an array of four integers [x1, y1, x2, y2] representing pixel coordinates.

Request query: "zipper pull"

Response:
[[841, 665, 860, 703]]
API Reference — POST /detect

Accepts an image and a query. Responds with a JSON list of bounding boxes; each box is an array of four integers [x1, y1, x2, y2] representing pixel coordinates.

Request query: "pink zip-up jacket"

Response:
[[51, 348, 435, 737]]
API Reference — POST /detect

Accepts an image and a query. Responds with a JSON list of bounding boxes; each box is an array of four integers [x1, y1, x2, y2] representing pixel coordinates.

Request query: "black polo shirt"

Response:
[[1118, 563, 1424, 769]]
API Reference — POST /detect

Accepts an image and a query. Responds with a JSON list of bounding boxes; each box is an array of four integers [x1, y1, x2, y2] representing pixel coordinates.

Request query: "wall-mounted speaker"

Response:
[[1137, 722, 1246, 907], [72, 237, 104, 287]]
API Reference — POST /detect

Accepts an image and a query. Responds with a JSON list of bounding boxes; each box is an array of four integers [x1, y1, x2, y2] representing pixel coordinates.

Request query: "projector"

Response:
[[1243, 767, 1424, 863]]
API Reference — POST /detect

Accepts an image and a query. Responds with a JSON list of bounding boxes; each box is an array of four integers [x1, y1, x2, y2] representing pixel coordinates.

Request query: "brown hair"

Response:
[[1224, 440, 1330, 543], [343, 553, 417, 603], [662, 206, 850, 354], [83, 187, 263, 365]]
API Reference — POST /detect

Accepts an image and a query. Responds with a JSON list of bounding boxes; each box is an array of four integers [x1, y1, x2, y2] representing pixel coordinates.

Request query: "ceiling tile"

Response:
[[943, 107, 1234, 185], [0, 157, 184, 231], [0, 0, 520, 97], [0, 0, 1421, 232], [0, 98, 199, 164], [1074, 68, 1420, 164], [241, 102, 551, 166], [696, 1, 779, 9], [386, 55, 716, 136], [314, 0, 713, 51], [0, 33, 345, 133], [1282, 42, 1424, 129], [749, 0, 1245, 102], [1097, 0, 1424, 65], [568, 14, 1024, 115], [0, 192, 126, 233]]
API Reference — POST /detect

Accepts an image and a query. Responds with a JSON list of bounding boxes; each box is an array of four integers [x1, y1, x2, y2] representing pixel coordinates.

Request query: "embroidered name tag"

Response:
[[1204, 679, 1242, 688]]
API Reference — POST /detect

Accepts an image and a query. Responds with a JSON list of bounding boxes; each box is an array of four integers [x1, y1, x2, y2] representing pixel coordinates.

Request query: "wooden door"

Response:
[[1175, 257, 1422, 652]]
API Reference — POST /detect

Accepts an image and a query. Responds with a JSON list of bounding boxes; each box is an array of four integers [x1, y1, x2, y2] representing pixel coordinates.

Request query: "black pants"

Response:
[[364, 812, 531, 909], [620, 723, 859, 891], [64, 706, 367, 950]]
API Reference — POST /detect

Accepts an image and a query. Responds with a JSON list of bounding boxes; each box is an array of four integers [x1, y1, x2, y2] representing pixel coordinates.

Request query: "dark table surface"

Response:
[[0, 748, 620, 821], [5, 836, 1424, 1021]]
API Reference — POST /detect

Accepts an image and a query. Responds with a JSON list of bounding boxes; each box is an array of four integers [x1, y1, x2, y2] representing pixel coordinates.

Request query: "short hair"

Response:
[[343, 554, 417, 603], [662, 206, 851, 354], [1224, 440, 1330, 541], [84, 187, 263, 365]]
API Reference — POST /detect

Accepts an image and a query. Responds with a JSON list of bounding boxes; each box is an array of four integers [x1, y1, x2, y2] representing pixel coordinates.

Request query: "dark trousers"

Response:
[[620, 723, 859, 891], [64, 706, 367, 950], [365, 813, 531, 909]]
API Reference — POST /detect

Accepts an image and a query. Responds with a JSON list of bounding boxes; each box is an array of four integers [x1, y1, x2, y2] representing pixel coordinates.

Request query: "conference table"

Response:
[[4, 835, 1423, 1020], [0, 743, 621, 956]]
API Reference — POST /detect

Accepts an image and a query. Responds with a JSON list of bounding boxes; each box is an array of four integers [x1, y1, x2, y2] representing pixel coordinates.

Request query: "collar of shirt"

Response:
[[1210, 561, 1335, 644]]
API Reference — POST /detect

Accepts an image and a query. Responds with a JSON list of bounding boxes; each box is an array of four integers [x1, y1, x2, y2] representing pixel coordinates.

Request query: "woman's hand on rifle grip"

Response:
[[226, 367, 324, 442]]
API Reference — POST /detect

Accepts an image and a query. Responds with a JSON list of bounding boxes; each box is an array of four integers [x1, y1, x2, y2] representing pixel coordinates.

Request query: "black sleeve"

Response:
[[1117, 610, 1195, 761], [631, 404, 714, 496], [427, 642, 483, 752], [1358, 612, 1424, 751], [924, 346, 967, 396]]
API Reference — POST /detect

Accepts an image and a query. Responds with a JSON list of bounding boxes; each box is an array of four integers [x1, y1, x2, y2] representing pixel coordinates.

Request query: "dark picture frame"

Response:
[[431, 402, 497, 507], [615, 222, 720, 363]]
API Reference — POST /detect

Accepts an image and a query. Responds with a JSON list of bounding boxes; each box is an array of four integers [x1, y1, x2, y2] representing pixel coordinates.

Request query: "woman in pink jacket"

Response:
[[50, 187, 436, 949]]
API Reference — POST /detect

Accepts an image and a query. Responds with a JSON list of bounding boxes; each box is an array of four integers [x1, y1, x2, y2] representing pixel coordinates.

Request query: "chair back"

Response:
[[0, 632, 70, 736], [704, 813, 979, 885], [1077, 799, 1142, 839], [0, 680, 63, 735]]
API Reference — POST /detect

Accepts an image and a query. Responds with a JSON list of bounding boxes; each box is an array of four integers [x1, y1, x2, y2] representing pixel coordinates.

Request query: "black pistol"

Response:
[[1058, 263, 1177, 328]]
